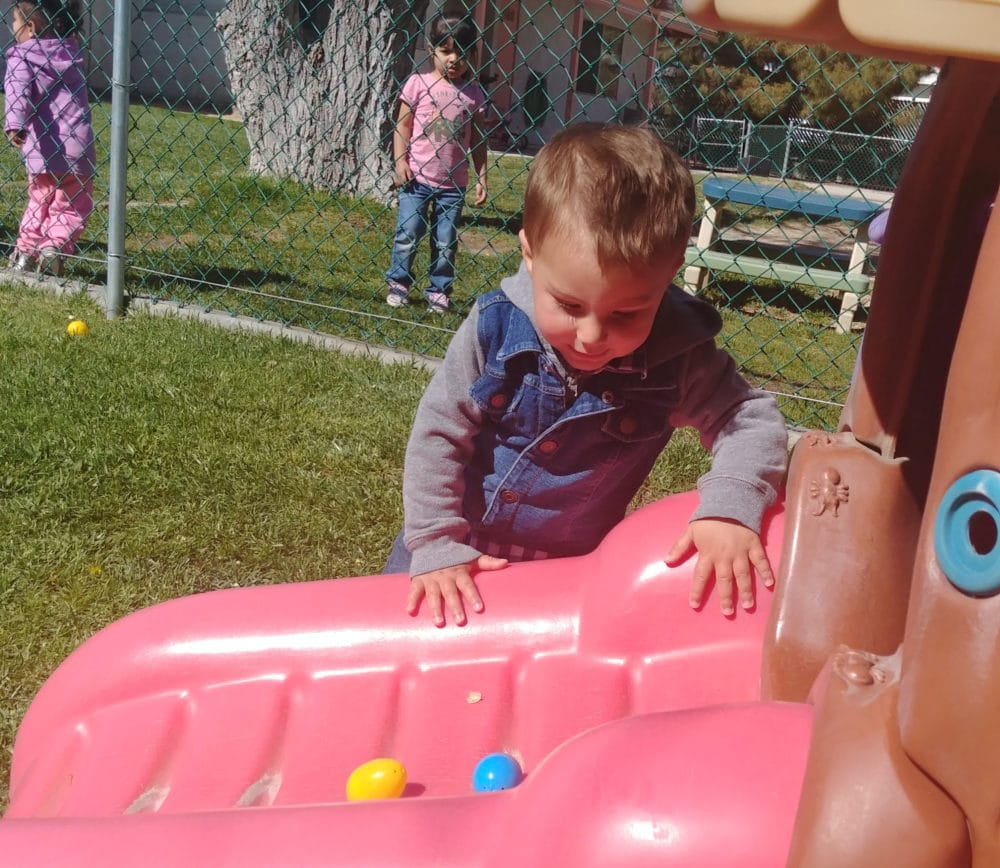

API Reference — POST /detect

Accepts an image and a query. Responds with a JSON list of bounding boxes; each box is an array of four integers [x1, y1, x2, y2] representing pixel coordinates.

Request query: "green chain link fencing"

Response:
[[0, 0, 932, 431]]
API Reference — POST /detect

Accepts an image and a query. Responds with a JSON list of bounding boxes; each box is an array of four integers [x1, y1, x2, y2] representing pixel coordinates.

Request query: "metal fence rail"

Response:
[[0, 0, 933, 430]]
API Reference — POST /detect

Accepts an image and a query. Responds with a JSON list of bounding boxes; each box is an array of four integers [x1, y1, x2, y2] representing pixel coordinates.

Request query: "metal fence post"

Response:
[[105, 0, 131, 319]]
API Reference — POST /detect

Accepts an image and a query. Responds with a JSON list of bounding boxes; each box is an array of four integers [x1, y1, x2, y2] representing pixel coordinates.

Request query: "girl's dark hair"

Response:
[[19, 0, 82, 36], [425, 6, 478, 55]]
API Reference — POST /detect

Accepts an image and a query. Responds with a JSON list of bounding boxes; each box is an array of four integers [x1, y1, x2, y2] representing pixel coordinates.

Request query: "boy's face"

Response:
[[520, 229, 680, 372], [430, 37, 470, 81]]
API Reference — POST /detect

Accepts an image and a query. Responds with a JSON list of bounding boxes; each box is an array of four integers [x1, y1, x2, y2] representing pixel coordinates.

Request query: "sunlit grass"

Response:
[[0, 285, 712, 810], [0, 100, 859, 426]]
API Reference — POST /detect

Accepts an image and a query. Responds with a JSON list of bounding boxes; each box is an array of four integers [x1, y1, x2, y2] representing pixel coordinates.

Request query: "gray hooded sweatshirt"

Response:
[[401, 264, 788, 577]]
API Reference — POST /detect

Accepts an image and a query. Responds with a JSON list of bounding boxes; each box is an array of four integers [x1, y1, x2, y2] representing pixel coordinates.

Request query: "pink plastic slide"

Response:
[[1, 491, 810, 866]]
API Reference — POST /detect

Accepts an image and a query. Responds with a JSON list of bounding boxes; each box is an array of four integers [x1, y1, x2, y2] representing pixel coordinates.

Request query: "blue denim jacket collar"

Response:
[[495, 260, 723, 375]]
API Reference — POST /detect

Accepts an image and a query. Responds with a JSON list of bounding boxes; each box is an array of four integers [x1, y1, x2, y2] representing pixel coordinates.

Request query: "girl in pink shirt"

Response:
[[385, 10, 488, 313]]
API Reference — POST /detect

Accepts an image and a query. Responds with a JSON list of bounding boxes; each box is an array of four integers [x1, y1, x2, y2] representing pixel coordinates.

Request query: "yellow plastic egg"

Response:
[[66, 319, 89, 337], [345, 758, 407, 801]]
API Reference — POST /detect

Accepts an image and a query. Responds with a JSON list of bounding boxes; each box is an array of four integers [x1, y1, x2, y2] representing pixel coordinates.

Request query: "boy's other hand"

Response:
[[6, 129, 25, 147], [665, 519, 774, 616], [472, 181, 487, 206], [406, 555, 508, 627]]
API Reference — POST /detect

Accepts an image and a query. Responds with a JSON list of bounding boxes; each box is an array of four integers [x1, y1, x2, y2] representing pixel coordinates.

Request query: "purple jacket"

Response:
[[4, 36, 96, 177]]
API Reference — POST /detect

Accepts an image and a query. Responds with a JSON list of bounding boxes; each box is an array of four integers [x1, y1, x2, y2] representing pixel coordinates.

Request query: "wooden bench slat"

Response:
[[683, 247, 871, 294], [687, 179, 882, 333], [701, 178, 884, 224]]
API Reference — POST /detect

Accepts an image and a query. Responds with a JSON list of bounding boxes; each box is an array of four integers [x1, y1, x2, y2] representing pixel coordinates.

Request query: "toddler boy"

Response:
[[386, 123, 788, 627]]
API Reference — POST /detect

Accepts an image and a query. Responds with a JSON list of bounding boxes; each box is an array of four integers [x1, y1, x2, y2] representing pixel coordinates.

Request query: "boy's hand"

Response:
[[6, 129, 25, 147], [665, 519, 774, 616], [472, 181, 487, 206], [406, 555, 508, 627]]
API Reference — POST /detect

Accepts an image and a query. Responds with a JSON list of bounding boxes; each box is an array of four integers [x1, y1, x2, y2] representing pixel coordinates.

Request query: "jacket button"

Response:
[[500, 490, 519, 504], [619, 417, 637, 435], [538, 439, 558, 454], [490, 393, 508, 409], [601, 390, 615, 404]]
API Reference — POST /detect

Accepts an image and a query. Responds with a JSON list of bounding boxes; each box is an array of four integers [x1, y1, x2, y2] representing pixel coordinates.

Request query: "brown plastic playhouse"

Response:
[[683, 1, 1000, 864]]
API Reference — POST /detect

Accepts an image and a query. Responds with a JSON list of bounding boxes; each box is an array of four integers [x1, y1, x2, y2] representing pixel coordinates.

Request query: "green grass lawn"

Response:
[[113, 106, 535, 354], [0, 284, 712, 811], [0, 100, 861, 430]]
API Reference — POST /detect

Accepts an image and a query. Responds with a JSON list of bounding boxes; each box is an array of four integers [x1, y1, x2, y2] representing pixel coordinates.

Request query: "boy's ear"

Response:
[[518, 229, 533, 273]]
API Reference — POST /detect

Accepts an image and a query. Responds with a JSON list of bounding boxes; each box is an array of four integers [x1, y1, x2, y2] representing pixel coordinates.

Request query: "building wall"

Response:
[[40, 0, 661, 130], [565, 2, 658, 126], [86, 0, 234, 112], [472, 0, 661, 149]]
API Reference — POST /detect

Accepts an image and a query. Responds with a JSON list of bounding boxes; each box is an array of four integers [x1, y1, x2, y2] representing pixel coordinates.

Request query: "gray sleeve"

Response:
[[402, 306, 488, 576], [668, 341, 788, 533]]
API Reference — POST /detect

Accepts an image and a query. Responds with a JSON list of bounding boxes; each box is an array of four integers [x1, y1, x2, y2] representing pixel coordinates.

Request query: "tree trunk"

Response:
[[217, 0, 429, 203]]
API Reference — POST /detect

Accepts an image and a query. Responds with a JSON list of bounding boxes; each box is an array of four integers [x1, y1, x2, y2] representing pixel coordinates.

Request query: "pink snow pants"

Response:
[[16, 172, 94, 256]]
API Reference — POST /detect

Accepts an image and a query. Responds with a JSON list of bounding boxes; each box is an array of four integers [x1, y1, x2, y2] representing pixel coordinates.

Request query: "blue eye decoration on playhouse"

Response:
[[934, 469, 1000, 596]]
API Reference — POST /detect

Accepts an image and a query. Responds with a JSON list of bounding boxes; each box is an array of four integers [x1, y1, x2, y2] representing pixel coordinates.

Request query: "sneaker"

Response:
[[8, 250, 36, 272], [385, 281, 410, 307], [38, 247, 64, 277], [426, 291, 451, 314]]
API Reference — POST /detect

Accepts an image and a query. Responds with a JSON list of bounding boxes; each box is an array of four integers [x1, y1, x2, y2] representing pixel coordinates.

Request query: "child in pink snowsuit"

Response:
[[5, 0, 96, 276]]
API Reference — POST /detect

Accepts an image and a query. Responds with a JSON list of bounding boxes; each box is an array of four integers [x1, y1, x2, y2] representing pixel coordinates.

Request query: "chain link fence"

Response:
[[0, 0, 933, 430]]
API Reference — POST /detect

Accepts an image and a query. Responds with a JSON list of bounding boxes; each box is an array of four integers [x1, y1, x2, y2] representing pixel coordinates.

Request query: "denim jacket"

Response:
[[402, 264, 787, 577]]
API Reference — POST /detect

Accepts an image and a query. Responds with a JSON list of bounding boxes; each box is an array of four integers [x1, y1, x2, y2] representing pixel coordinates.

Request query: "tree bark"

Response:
[[217, 0, 429, 203]]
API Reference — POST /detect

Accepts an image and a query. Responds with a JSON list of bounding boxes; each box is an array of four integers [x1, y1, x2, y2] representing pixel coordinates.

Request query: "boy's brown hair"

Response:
[[522, 123, 695, 272]]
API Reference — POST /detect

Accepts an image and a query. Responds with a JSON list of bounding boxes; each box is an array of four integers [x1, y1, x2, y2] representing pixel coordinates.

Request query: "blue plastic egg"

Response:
[[472, 752, 522, 792]]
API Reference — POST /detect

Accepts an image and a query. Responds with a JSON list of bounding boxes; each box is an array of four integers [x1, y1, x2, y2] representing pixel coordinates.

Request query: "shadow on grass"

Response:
[[464, 210, 523, 235], [704, 276, 868, 330], [125, 263, 299, 298]]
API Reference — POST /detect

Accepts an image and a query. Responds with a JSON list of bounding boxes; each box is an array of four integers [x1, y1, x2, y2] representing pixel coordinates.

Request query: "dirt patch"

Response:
[[720, 218, 863, 256], [142, 232, 204, 251], [126, 199, 195, 209], [459, 228, 518, 257]]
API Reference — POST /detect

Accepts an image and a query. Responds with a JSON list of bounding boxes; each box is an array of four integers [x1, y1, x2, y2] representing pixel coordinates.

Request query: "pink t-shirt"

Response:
[[401, 71, 486, 190]]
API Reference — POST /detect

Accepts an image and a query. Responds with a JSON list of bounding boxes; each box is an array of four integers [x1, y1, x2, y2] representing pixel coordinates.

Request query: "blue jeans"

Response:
[[383, 529, 411, 574], [386, 181, 465, 296]]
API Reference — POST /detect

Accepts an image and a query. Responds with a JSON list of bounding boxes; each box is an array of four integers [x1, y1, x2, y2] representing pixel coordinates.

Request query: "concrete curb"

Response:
[[1, 268, 443, 373]]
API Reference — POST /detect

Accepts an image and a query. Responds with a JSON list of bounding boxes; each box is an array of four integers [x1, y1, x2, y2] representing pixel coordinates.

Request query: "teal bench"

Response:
[[683, 178, 886, 334]]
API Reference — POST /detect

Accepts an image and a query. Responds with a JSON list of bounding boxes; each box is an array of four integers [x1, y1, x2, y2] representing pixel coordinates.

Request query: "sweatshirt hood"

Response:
[[497, 259, 724, 367], [6, 37, 80, 86]]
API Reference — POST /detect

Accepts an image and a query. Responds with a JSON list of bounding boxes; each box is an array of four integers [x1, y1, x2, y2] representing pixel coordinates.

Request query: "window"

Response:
[[577, 20, 625, 97]]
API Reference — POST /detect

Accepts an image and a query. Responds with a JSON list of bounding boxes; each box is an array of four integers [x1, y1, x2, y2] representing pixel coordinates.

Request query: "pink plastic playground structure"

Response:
[[3, 494, 805, 867]]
